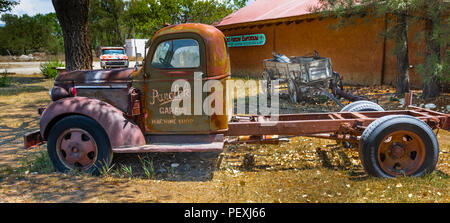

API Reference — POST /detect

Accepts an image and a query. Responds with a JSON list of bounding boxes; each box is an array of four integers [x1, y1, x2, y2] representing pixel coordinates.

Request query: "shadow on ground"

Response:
[[0, 76, 49, 96], [110, 152, 221, 182]]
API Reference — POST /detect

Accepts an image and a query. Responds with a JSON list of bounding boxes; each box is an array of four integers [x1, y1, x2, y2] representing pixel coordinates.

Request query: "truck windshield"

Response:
[[151, 39, 199, 69], [102, 49, 125, 55]]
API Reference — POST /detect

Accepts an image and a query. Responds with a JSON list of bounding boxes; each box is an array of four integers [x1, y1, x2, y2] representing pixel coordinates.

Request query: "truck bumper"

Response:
[[24, 130, 44, 149]]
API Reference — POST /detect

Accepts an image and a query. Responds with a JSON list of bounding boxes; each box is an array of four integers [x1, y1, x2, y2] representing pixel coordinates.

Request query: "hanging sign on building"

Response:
[[226, 34, 266, 47]]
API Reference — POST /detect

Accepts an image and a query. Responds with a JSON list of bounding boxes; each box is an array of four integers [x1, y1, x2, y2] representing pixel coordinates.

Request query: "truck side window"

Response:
[[151, 39, 200, 69]]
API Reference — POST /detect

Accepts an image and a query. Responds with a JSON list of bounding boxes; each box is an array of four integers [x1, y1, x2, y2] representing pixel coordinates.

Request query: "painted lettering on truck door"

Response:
[[144, 33, 210, 134]]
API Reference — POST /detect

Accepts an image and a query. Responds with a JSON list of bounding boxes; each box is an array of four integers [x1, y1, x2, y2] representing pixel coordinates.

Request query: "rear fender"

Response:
[[40, 97, 145, 149]]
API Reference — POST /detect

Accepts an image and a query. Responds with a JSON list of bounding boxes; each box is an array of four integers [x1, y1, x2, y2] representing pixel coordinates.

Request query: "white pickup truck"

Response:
[[99, 46, 129, 69]]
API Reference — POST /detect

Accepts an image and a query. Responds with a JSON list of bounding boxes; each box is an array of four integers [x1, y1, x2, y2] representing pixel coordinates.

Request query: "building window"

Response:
[[151, 39, 200, 69]]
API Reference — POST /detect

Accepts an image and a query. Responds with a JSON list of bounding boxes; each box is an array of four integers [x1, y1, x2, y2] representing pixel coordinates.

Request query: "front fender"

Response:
[[40, 97, 145, 149]]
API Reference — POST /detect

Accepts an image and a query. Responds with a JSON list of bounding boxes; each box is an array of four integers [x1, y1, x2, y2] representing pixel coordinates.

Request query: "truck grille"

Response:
[[105, 61, 127, 66]]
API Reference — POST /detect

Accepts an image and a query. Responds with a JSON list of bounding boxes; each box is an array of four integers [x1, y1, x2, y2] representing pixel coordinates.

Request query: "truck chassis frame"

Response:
[[226, 106, 448, 138]]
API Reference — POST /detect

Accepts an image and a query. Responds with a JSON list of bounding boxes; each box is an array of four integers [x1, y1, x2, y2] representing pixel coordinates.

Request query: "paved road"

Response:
[[0, 61, 138, 75]]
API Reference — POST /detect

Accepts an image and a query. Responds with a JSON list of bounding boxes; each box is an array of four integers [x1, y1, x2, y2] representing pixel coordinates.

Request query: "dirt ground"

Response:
[[0, 73, 448, 203]]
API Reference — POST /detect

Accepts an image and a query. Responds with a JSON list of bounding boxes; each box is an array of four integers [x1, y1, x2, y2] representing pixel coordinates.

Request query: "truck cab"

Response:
[[27, 23, 231, 174]]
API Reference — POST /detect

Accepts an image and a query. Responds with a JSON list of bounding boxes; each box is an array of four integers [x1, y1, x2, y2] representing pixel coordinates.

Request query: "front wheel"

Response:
[[359, 115, 439, 177], [47, 115, 113, 175]]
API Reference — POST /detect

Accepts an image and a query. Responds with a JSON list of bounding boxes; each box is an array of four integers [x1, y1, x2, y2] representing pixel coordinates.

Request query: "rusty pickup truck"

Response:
[[25, 23, 449, 178]]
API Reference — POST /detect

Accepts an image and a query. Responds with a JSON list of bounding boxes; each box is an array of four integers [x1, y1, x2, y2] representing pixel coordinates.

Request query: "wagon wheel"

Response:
[[359, 115, 439, 178], [330, 72, 344, 98], [261, 71, 274, 98], [287, 78, 298, 103]]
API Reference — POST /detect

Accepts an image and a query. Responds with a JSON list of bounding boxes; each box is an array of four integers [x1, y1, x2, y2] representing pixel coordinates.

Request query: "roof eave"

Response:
[[215, 12, 321, 30]]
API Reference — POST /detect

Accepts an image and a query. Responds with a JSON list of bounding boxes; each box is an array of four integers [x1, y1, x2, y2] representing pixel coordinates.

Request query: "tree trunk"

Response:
[[422, 14, 441, 99], [113, 14, 122, 45], [52, 0, 92, 71], [395, 11, 410, 94]]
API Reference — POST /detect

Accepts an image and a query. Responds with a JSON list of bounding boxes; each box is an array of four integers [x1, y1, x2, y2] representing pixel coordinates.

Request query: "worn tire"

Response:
[[359, 115, 439, 178], [340, 100, 384, 112], [47, 115, 113, 175]]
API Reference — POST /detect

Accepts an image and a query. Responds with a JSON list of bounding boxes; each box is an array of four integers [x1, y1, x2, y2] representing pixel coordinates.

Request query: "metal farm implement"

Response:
[[261, 52, 364, 107]]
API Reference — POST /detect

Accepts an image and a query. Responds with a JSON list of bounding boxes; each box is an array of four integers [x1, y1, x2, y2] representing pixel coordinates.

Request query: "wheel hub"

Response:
[[56, 128, 98, 170], [378, 130, 426, 176], [389, 143, 405, 159]]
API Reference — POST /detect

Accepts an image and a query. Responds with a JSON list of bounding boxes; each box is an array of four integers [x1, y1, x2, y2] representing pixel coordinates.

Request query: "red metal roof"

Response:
[[216, 0, 320, 27]]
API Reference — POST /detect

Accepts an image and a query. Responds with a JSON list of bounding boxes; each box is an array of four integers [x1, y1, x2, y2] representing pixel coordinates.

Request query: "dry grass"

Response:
[[0, 74, 448, 203]]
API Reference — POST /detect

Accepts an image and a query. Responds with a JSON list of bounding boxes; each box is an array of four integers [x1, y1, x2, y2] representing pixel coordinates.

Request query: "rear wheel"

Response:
[[47, 115, 113, 175], [359, 115, 439, 177]]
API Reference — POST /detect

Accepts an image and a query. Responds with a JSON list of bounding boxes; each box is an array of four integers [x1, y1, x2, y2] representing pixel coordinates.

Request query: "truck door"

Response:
[[144, 33, 210, 134]]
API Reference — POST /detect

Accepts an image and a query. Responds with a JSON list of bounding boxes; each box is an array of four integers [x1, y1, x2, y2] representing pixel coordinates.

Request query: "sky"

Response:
[[0, 0, 54, 25], [8, 0, 54, 16], [0, 0, 256, 26]]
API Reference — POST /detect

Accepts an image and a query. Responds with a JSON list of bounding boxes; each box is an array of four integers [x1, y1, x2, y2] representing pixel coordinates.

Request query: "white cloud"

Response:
[[10, 0, 55, 16], [1, 0, 54, 25]]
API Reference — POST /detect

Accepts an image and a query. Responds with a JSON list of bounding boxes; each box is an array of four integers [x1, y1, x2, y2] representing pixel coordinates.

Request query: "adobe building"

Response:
[[215, 0, 426, 88]]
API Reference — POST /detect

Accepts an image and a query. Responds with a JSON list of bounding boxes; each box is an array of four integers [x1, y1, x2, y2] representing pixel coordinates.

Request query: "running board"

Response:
[[112, 142, 224, 153]]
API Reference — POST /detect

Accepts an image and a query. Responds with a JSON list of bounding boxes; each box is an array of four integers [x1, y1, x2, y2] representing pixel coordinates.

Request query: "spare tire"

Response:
[[337, 100, 384, 148], [340, 100, 384, 112]]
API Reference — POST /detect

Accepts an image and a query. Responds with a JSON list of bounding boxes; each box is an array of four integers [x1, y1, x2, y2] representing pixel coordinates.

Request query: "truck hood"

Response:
[[55, 68, 135, 84]]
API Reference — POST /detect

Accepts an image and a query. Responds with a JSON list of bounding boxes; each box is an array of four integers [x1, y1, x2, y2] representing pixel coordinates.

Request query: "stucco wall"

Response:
[[382, 20, 425, 89], [219, 16, 425, 88]]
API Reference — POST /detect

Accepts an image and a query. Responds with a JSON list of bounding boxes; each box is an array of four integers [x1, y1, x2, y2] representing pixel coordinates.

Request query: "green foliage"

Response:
[[0, 69, 11, 87], [0, 13, 64, 55], [0, 0, 18, 13], [138, 155, 156, 179], [40, 60, 65, 79], [89, 0, 127, 49], [414, 0, 449, 89], [1, 0, 247, 56], [89, 0, 248, 48], [97, 160, 116, 176], [315, 0, 449, 96], [19, 150, 54, 175], [417, 53, 449, 83], [119, 164, 133, 178]]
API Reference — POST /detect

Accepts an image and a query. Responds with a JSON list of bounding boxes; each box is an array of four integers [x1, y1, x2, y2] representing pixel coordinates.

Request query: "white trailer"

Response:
[[125, 39, 149, 58]]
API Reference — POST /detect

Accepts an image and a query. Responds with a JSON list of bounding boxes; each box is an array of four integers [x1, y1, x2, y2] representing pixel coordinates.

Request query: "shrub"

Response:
[[40, 60, 64, 79], [0, 69, 12, 87]]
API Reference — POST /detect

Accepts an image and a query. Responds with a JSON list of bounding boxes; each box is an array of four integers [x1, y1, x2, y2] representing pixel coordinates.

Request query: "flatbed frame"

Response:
[[226, 106, 449, 140]]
